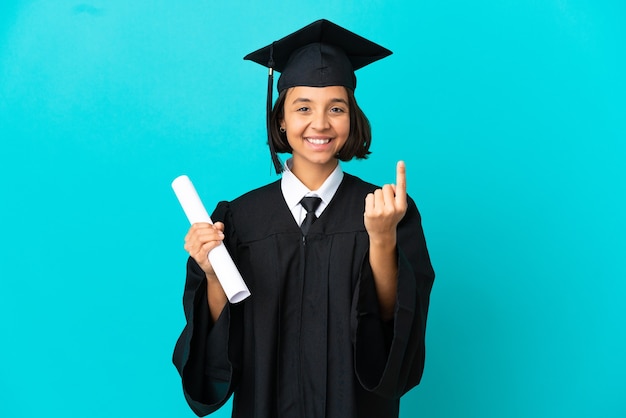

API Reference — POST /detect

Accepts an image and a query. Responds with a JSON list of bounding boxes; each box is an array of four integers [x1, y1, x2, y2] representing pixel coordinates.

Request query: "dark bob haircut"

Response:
[[268, 87, 372, 162]]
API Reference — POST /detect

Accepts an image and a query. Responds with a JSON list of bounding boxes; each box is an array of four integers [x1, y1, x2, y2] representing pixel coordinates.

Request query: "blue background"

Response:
[[1, 1, 625, 417]]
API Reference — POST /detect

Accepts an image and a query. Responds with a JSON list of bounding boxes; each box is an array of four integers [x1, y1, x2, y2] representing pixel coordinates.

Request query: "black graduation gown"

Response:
[[173, 173, 435, 418]]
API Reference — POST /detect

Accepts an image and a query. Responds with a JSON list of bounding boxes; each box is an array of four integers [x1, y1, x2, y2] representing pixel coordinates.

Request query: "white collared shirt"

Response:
[[280, 158, 344, 226]]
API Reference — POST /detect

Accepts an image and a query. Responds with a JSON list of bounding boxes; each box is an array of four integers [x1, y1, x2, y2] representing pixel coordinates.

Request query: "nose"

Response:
[[311, 110, 330, 130]]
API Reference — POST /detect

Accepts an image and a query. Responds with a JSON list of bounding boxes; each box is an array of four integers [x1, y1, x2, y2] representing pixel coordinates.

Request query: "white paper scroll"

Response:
[[171, 175, 251, 303]]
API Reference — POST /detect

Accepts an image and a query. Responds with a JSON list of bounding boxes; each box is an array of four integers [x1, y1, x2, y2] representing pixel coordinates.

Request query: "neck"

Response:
[[290, 159, 338, 190]]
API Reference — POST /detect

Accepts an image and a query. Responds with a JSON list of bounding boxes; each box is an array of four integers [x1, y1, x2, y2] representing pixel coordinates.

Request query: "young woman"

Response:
[[173, 19, 435, 418]]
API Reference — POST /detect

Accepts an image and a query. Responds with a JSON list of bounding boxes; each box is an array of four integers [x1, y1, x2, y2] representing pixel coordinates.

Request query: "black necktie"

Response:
[[300, 196, 322, 236]]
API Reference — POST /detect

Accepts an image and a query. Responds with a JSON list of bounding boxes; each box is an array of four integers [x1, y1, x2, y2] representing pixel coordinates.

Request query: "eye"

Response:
[[296, 106, 310, 112], [330, 106, 346, 113]]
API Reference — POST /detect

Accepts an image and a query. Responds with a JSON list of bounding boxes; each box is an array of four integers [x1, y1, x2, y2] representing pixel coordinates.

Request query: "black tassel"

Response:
[[266, 43, 283, 174]]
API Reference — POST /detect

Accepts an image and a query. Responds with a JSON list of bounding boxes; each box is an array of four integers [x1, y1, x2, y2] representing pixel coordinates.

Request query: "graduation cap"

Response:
[[244, 19, 392, 174]]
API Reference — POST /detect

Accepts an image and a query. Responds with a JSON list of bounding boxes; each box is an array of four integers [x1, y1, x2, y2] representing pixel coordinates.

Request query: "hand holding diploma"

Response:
[[184, 222, 225, 276], [172, 175, 251, 303]]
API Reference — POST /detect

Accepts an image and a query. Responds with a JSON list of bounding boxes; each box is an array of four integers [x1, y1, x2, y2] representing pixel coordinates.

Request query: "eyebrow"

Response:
[[290, 97, 349, 105]]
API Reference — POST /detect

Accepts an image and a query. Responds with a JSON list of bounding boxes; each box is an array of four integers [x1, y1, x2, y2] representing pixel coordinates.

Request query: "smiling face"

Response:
[[280, 85, 350, 177]]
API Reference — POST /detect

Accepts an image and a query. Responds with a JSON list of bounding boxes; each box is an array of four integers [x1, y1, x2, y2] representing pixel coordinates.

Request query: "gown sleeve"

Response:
[[352, 195, 435, 399], [172, 201, 243, 416]]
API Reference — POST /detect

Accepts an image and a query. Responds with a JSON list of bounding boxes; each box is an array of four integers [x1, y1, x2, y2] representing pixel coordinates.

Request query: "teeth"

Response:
[[306, 138, 330, 145]]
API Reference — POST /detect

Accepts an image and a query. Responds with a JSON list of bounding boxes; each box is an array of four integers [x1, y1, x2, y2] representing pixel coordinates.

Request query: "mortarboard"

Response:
[[244, 19, 392, 174]]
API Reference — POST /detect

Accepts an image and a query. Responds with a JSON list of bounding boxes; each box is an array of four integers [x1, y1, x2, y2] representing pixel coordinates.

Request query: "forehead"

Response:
[[285, 85, 349, 102]]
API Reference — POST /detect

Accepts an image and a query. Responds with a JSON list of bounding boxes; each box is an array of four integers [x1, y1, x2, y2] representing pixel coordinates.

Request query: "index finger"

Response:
[[395, 160, 407, 205]]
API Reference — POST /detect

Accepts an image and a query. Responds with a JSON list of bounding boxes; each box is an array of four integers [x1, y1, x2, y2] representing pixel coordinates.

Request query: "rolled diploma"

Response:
[[171, 175, 251, 303]]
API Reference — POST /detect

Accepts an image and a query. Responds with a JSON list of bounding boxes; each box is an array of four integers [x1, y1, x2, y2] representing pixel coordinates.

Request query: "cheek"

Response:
[[285, 132, 301, 150], [284, 116, 304, 133], [338, 118, 351, 139]]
